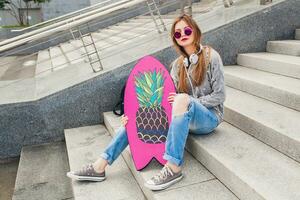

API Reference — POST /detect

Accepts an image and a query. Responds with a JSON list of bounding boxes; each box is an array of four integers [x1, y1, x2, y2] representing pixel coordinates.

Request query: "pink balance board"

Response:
[[124, 55, 176, 171]]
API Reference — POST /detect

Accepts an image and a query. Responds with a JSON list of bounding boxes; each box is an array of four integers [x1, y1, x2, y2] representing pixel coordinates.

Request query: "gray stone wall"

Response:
[[41, 0, 91, 21]]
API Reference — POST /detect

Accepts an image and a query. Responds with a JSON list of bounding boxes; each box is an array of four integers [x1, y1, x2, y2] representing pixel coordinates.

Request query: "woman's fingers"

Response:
[[168, 95, 175, 102], [121, 115, 129, 126]]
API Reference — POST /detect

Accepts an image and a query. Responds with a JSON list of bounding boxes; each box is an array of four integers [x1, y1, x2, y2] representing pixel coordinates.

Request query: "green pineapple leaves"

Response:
[[134, 69, 165, 107]]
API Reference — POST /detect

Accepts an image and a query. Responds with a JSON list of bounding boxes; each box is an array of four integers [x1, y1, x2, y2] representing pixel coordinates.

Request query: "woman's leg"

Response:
[[163, 94, 219, 170], [144, 94, 192, 190], [163, 94, 192, 170], [188, 98, 219, 135], [93, 126, 129, 172]]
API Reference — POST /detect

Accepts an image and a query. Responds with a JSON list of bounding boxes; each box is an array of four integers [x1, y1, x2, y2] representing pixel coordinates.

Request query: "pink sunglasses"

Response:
[[173, 27, 193, 39]]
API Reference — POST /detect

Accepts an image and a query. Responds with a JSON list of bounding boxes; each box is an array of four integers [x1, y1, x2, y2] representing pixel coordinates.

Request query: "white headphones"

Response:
[[183, 44, 203, 68], [183, 44, 204, 98]]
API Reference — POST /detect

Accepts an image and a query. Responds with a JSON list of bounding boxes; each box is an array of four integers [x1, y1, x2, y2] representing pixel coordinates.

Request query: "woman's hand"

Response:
[[121, 114, 128, 126], [168, 92, 177, 105]]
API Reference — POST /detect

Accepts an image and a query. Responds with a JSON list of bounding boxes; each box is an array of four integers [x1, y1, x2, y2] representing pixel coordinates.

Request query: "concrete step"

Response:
[[185, 120, 300, 200], [122, 21, 156, 29], [107, 26, 141, 37], [266, 40, 300, 56], [102, 28, 140, 40], [108, 26, 148, 41], [113, 24, 150, 34], [160, 14, 181, 19], [128, 17, 153, 24], [237, 52, 300, 79], [12, 142, 73, 200], [190, 3, 213, 13], [138, 14, 177, 20], [64, 125, 146, 200], [93, 31, 127, 45], [103, 112, 238, 200], [36, 49, 53, 76], [81, 33, 110, 48], [134, 17, 173, 26], [99, 28, 148, 46], [69, 39, 98, 62], [224, 86, 300, 163], [224, 65, 300, 111], [59, 42, 85, 65], [296, 29, 300, 40], [49, 46, 69, 70], [69, 40, 86, 55]]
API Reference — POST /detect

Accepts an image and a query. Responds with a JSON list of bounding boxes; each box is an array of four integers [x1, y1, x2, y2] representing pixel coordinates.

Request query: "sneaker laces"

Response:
[[153, 165, 174, 182], [77, 163, 94, 175]]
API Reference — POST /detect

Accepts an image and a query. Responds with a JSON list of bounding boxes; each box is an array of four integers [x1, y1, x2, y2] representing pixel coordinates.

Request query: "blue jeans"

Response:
[[100, 96, 219, 166]]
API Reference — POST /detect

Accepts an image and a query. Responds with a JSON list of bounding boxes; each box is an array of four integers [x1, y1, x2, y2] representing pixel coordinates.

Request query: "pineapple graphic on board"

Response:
[[134, 69, 169, 144]]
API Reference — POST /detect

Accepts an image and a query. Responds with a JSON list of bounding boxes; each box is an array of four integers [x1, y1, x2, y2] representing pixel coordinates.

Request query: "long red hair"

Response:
[[170, 14, 209, 93]]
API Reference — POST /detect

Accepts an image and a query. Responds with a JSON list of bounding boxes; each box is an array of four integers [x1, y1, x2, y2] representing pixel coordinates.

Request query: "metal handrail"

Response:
[[0, 0, 145, 51], [11, 0, 112, 33]]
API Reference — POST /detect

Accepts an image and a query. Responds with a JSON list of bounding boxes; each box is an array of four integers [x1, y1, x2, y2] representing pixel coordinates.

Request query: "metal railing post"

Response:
[[78, 29, 103, 73], [146, 0, 167, 34]]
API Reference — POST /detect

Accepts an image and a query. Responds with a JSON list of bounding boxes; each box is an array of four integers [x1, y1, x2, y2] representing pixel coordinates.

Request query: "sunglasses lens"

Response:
[[174, 31, 181, 39], [184, 28, 192, 36]]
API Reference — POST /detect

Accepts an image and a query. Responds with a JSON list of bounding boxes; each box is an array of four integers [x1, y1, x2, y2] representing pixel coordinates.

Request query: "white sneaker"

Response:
[[144, 165, 183, 191]]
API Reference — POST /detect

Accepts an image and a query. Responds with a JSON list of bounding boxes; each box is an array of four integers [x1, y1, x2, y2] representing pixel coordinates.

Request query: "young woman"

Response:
[[67, 14, 225, 191]]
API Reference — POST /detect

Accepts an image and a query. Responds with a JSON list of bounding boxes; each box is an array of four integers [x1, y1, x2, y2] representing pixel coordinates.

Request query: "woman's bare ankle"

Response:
[[166, 162, 181, 173], [93, 157, 108, 173]]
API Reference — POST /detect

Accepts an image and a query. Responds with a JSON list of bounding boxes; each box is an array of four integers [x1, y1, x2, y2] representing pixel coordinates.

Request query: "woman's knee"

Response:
[[172, 93, 191, 116]]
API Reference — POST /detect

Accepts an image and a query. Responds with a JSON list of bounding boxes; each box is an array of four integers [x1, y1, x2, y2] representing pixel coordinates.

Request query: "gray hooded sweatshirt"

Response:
[[169, 47, 226, 125]]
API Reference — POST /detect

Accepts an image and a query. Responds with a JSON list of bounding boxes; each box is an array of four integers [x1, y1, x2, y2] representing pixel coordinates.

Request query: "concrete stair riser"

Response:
[[224, 86, 300, 163], [224, 66, 300, 112], [266, 40, 300, 56], [237, 53, 300, 79]]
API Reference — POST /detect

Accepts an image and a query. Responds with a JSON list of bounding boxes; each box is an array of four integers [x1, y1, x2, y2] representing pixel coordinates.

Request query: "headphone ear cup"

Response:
[[183, 57, 189, 67], [189, 53, 199, 65]]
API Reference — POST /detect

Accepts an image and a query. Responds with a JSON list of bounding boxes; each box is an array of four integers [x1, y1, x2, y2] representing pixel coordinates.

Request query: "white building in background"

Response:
[[0, 0, 107, 26]]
